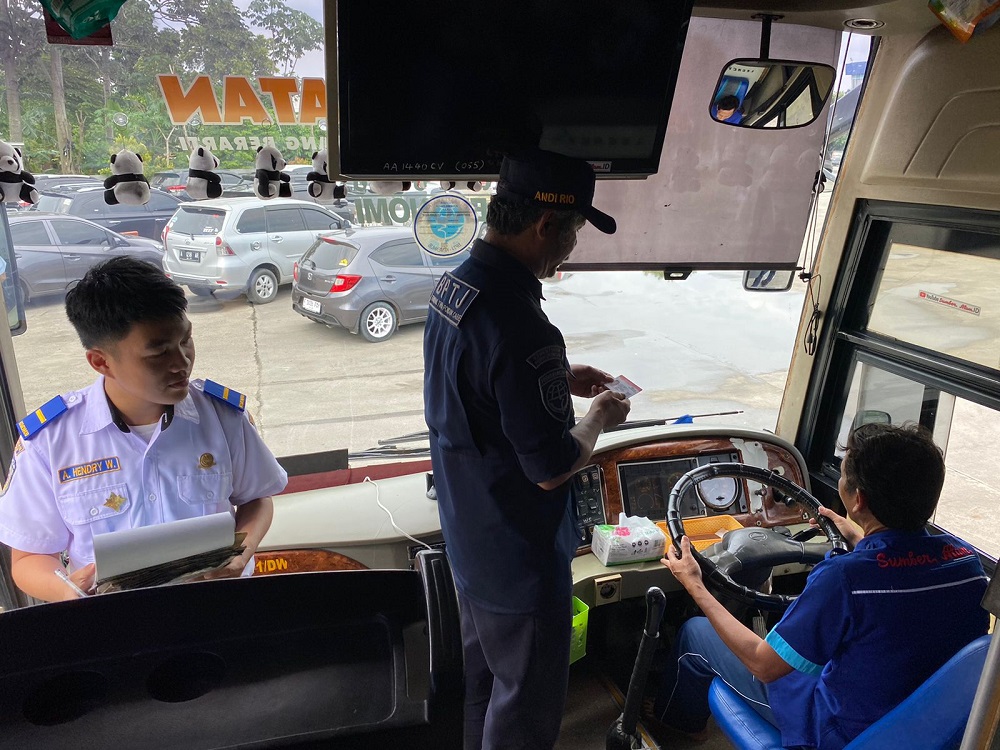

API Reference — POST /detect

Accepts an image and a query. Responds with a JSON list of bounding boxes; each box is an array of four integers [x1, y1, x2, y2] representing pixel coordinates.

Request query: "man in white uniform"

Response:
[[0, 256, 287, 601]]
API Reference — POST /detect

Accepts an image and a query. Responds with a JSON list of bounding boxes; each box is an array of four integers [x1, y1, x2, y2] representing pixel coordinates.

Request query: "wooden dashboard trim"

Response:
[[593, 437, 808, 531]]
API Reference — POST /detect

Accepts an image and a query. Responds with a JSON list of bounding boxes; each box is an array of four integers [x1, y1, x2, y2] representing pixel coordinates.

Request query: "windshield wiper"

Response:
[[603, 410, 744, 432]]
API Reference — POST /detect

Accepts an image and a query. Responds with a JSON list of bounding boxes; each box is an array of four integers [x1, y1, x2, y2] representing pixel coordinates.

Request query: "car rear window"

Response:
[[35, 195, 72, 214], [171, 207, 226, 235], [301, 237, 359, 269]]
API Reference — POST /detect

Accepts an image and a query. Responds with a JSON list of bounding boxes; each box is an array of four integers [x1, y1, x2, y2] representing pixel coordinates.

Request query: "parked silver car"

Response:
[[292, 227, 468, 342], [8, 212, 163, 304], [161, 197, 349, 303]]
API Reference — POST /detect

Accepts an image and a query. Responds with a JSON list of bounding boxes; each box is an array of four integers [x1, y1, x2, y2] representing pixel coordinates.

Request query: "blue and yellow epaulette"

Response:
[[203, 380, 246, 411], [17, 396, 68, 439]]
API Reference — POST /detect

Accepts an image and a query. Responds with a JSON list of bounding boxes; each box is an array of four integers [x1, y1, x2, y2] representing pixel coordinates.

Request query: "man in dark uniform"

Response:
[[424, 150, 631, 750]]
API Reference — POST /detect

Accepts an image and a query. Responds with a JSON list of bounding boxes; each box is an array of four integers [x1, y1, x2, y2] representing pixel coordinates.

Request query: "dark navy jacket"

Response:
[[423, 240, 581, 614]]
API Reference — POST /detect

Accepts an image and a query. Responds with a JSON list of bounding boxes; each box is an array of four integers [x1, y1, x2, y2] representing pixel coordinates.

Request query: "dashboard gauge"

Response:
[[697, 476, 740, 511]]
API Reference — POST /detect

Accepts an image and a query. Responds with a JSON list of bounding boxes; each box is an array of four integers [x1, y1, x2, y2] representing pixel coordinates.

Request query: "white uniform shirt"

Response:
[[0, 377, 288, 570]]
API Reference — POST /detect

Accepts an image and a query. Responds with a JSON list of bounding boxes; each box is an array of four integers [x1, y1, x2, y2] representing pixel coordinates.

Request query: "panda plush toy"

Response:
[[186, 146, 223, 200], [253, 145, 291, 200], [104, 149, 150, 205], [306, 149, 337, 204], [0, 139, 38, 205]]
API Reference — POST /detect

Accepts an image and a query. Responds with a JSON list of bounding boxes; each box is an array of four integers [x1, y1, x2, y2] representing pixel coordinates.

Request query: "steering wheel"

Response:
[[664, 463, 849, 611]]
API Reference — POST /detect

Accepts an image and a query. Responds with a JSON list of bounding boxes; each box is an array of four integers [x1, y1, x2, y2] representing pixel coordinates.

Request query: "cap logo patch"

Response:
[[534, 191, 576, 205]]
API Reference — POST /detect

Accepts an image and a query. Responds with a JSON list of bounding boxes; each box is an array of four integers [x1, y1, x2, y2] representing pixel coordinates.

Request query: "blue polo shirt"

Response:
[[423, 239, 581, 615], [764, 529, 989, 749]]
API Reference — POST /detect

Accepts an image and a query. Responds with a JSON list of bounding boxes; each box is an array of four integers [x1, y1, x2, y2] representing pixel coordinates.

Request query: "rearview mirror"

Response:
[[743, 269, 794, 292], [711, 59, 835, 129]]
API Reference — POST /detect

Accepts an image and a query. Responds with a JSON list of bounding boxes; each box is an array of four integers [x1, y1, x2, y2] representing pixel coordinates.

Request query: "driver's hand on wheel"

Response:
[[810, 506, 863, 547], [661, 535, 703, 592]]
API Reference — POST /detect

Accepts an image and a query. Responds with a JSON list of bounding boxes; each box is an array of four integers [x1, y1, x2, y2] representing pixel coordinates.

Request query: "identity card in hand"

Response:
[[607, 375, 642, 398]]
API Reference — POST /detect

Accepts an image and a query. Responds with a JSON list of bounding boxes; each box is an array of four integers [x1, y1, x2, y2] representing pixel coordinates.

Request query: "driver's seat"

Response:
[[708, 634, 991, 749]]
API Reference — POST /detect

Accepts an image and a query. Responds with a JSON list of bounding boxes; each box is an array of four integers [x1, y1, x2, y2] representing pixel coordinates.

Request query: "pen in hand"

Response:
[[54, 568, 89, 598]]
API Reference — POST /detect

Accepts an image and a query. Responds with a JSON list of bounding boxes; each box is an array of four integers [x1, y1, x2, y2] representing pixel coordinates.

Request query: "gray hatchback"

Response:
[[292, 227, 468, 342]]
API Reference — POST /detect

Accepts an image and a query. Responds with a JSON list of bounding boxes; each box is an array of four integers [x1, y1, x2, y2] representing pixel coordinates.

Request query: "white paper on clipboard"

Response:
[[93, 512, 235, 581]]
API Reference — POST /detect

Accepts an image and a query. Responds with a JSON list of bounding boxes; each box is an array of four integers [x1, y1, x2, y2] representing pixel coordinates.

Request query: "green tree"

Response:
[[247, 0, 324, 77]]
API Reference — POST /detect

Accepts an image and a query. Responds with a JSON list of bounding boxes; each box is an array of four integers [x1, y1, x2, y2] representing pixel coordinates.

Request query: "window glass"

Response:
[[51, 220, 109, 246], [828, 357, 999, 558], [266, 208, 305, 233], [145, 192, 179, 211], [868, 235, 1000, 373], [171, 208, 225, 235], [301, 209, 341, 231], [10, 222, 51, 246], [370, 242, 423, 267], [427, 250, 470, 267], [236, 208, 266, 234], [34, 195, 72, 214], [302, 238, 359, 268]]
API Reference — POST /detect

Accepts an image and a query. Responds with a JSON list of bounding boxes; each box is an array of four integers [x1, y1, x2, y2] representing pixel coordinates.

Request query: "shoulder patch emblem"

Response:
[[526, 345, 565, 369], [204, 380, 247, 411], [538, 368, 571, 422], [17, 396, 68, 440], [429, 272, 479, 328]]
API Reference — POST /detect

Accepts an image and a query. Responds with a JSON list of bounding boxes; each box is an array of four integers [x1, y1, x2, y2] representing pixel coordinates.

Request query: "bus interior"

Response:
[[0, 0, 999, 748]]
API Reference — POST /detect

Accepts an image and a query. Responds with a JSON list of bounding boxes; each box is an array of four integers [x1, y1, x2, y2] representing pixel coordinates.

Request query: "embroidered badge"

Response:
[[199, 452, 216, 469], [104, 492, 126, 512], [1, 456, 15, 496], [58, 456, 122, 484], [538, 368, 571, 421], [526, 345, 565, 369], [429, 272, 479, 328]]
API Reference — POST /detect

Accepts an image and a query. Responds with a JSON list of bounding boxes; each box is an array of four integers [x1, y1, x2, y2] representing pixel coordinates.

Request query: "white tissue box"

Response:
[[591, 514, 667, 566]]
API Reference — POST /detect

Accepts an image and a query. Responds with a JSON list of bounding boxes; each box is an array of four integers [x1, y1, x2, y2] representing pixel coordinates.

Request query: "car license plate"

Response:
[[178, 249, 202, 262], [302, 298, 321, 313]]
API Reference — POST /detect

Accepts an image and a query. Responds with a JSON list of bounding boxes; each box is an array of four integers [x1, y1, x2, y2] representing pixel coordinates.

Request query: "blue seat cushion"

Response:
[[708, 634, 991, 750]]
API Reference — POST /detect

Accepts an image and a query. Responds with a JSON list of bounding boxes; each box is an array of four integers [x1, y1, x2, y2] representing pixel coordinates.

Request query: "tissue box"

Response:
[[591, 515, 668, 566]]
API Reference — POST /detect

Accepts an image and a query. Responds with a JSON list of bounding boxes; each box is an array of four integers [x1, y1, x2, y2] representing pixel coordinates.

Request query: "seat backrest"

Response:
[[846, 634, 992, 749]]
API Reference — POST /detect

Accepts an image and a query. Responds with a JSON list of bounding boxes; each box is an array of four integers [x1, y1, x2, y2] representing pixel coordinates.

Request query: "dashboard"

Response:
[[569, 428, 809, 552]]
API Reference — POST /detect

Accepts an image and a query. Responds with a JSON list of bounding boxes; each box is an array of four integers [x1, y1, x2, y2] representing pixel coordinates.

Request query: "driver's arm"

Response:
[[664, 536, 793, 683]]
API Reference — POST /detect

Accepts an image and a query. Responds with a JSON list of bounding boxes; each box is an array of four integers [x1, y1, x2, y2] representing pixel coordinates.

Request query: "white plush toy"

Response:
[[0, 140, 38, 205], [253, 145, 291, 200], [368, 180, 411, 196], [186, 147, 223, 200], [306, 149, 337, 204], [103, 149, 150, 205]]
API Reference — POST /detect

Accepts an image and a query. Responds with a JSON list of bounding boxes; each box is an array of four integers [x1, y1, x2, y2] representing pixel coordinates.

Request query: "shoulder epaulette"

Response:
[[203, 379, 246, 411], [18, 396, 68, 439]]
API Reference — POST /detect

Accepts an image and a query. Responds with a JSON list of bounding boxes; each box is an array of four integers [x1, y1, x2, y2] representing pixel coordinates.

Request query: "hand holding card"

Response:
[[607, 375, 642, 398]]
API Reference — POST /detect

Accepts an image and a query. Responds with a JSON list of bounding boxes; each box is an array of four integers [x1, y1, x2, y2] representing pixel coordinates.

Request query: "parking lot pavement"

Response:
[[10, 272, 801, 464]]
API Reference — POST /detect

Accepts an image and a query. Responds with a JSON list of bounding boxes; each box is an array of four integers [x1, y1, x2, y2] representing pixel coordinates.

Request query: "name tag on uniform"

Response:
[[430, 273, 479, 328], [59, 456, 121, 483]]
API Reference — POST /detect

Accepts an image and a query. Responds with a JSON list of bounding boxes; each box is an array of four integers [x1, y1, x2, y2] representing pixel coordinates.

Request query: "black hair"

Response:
[[486, 194, 582, 237], [841, 422, 945, 531], [65, 256, 188, 349], [716, 94, 740, 111]]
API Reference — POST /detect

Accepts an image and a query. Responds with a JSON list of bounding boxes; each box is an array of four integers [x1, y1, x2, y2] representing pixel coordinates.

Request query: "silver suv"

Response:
[[161, 197, 349, 303]]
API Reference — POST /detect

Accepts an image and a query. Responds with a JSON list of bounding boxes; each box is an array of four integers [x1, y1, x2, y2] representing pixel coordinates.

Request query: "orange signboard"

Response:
[[157, 75, 327, 126]]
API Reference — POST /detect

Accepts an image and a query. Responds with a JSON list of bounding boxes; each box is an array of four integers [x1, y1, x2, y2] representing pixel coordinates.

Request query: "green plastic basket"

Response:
[[570, 596, 589, 665]]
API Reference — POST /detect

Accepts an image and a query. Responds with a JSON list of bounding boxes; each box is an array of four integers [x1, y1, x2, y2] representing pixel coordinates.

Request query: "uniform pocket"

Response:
[[57, 483, 132, 526], [177, 472, 233, 506]]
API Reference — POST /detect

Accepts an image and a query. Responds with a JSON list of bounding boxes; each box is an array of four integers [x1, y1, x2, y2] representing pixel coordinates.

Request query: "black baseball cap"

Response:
[[495, 150, 617, 235]]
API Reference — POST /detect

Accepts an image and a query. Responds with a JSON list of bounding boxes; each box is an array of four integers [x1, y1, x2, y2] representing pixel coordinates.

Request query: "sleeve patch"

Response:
[[203, 380, 247, 411], [526, 345, 564, 369], [17, 396, 68, 439], [429, 272, 479, 328], [765, 629, 824, 676], [538, 368, 571, 422]]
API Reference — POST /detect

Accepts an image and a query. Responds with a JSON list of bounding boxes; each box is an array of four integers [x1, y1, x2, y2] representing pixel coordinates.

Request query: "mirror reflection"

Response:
[[743, 269, 795, 292], [711, 59, 836, 129]]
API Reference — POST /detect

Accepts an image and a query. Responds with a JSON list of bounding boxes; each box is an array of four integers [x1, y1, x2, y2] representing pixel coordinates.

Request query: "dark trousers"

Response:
[[459, 591, 572, 750], [653, 616, 776, 732]]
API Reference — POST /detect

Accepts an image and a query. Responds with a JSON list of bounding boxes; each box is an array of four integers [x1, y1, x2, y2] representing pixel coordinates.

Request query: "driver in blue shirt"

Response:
[[651, 422, 988, 749]]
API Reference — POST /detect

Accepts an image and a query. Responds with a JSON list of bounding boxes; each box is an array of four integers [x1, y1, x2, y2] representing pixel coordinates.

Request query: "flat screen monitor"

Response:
[[332, 0, 695, 180]]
